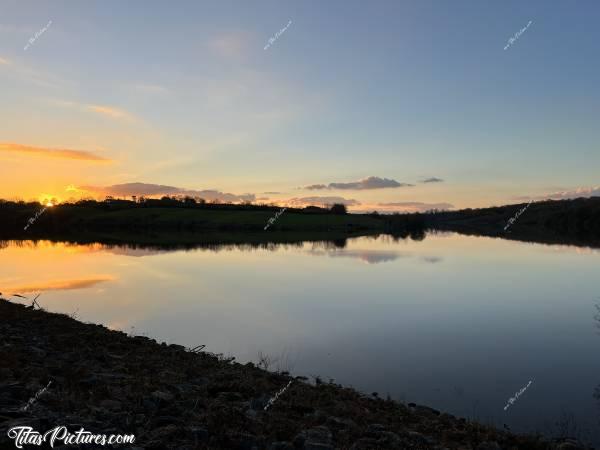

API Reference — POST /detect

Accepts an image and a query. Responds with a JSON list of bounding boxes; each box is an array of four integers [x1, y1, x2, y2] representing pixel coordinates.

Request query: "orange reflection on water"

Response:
[[4, 277, 113, 294]]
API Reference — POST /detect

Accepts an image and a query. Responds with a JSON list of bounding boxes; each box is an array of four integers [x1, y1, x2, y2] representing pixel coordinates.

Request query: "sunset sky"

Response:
[[1, 0, 599, 212]]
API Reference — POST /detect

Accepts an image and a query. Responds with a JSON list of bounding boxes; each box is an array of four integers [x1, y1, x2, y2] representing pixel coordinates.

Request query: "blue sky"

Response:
[[1, 0, 599, 211]]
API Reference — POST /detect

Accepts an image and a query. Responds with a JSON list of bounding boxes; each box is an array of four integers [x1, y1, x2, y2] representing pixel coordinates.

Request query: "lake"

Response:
[[1, 232, 599, 446]]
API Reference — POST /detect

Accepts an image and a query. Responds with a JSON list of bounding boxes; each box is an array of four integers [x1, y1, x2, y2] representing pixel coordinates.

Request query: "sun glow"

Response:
[[38, 193, 60, 206]]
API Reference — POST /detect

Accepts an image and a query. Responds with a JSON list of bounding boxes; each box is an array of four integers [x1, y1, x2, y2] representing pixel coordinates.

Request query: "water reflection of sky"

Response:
[[1, 233, 599, 446]]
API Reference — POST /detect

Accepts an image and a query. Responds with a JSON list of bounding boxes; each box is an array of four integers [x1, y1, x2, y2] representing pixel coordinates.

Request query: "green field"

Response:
[[96, 208, 382, 230]]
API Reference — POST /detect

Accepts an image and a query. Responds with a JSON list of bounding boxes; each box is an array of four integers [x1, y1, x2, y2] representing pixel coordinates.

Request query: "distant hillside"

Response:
[[427, 197, 600, 246]]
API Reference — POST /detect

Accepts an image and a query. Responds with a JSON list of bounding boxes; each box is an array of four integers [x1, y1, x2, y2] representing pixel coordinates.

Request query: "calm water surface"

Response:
[[2, 232, 599, 445]]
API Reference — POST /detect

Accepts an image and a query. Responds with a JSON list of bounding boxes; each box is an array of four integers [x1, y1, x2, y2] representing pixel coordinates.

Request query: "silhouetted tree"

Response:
[[183, 196, 196, 205], [330, 203, 347, 215]]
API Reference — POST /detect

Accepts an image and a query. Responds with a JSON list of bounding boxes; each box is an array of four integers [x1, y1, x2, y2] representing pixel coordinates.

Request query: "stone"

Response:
[[366, 423, 387, 435], [268, 442, 294, 450], [305, 444, 334, 450], [326, 416, 355, 429], [99, 399, 122, 410], [189, 426, 209, 443], [151, 390, 174, 402], [476, 442, 502, 450]]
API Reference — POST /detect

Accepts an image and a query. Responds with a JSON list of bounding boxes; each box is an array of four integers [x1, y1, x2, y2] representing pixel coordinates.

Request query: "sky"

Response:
[[1, 0, 599, 212]]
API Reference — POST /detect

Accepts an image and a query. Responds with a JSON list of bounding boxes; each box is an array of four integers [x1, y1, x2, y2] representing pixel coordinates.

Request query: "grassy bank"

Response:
[[0, 199, 426, 245], [0, 201, 383, 235], [0, 299, 583, 449]]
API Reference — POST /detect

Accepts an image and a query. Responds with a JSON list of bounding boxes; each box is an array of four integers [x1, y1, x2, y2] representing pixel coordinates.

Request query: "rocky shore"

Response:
[[0, 300, 587, 449]]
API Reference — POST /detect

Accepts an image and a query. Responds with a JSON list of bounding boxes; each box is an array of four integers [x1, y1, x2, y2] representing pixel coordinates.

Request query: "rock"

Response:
[[0, 408, 26, 419], [150, 416, 186, 427], [188, 426, 209, 444], [304, 426, 332, 443], [268, 442, 294, 450], [297, 426, 333, 450], [477, 442, 502, 450], [376, 431, 403, 446], [326, 416, 356, 429], [550, 439, 586, 450], [148, 424, 179, 440], [99, 399, 122, 410], [3, 417, 41, 433], [229, 432, 260, 450], [216, 391, 244, 401], [190, 376, 209, 386], [406, 431, 436, 446], [151, 390, 174, 402], [29, 346, 46, 357], [142, 399, 158, 412], [349, 439, 379, 450], [366, 423, 387, 436], [250, 395, 269, 410], [305, 444, 334, 450]]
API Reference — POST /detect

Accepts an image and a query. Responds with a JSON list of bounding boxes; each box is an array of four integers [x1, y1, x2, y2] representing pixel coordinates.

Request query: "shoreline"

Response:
[[0, 300, 586, 449]]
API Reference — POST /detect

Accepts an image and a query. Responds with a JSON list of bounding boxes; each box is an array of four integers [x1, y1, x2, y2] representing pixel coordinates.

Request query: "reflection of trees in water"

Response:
[[3, 232, 439, 257], [106, 240, 309, 254], [387, 229, 426, 242], [3, 237, 347, 255], [310, 240, 347, 251], [0, 239, 28, 249]]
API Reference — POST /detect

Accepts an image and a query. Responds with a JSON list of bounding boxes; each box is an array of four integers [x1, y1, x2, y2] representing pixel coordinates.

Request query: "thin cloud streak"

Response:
[[88, 104, 135, 121], [515, 186, 600, 202], [48, 99, 138, 122], [286, 196, 360, 207], [542, 186, 600, 200], [302, 176, 413, 191], [0, 142, 112, 162]]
